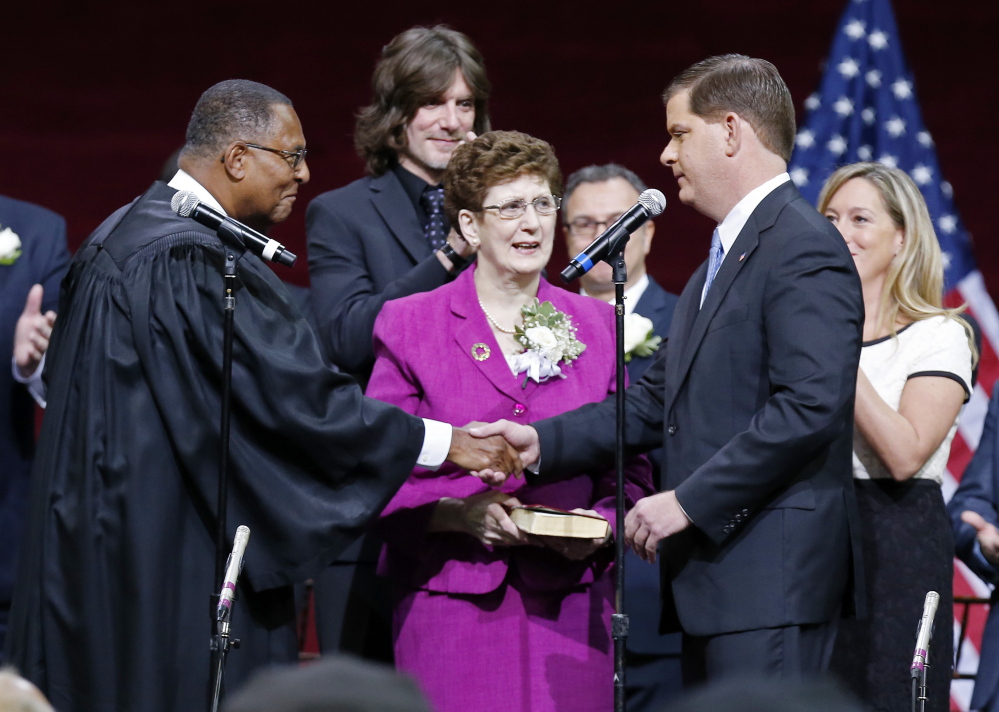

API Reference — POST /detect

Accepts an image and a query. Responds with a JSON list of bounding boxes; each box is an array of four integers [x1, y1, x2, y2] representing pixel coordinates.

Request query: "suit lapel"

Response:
[[665, 264, 707, 391], [369, 172, 429, 264], [667, 181, 796, 401], [451, 271, 538, 403]]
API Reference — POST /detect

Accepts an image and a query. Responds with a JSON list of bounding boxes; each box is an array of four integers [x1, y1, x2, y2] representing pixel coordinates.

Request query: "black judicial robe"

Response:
[[4, 182, 425, 712]]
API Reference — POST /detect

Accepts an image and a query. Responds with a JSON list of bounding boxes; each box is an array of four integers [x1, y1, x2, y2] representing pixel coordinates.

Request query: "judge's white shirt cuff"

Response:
[[11, 353, 47, 408], [419, 418, 452, 468]]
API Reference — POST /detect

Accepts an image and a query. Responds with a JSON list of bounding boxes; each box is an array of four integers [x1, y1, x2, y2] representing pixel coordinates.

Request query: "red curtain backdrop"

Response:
[[2, 0, 996, 295]]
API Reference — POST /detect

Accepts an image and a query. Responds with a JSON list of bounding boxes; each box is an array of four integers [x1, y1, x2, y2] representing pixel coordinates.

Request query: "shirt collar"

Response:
[[580, 272, 650, 315], [714, 172, 790, 255], [167, 169, 227, 216], [393, 163, 438, 210]]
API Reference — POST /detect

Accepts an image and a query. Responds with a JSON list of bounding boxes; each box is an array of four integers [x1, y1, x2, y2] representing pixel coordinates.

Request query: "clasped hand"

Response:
[[447, 425, 524, 485], [962, 510, 999, 568], [436, 492, 606, 559], [624, 490, 691, 564]]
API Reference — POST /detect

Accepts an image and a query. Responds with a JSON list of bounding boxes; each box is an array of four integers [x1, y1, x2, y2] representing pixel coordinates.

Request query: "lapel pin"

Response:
[[471, 343, 491, 361], [738, 252, 747, 262]]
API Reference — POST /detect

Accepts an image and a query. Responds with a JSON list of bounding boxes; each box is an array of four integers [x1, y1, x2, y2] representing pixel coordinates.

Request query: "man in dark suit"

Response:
[[304, 25, 489, 661], [306, 25, 488, 386], [476, 54, 864, 682], [948, 385, 999, 712], [562, 163, 681, 709], [0, 194, 69, 662]]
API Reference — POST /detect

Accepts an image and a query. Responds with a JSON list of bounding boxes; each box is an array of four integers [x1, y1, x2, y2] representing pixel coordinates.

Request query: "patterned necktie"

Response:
[[701, 228, 725, 306], [420, 186, 447, 250]]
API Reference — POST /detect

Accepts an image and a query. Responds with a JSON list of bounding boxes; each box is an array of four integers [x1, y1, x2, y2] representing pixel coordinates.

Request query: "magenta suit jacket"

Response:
[[368, 266, 653, 597]]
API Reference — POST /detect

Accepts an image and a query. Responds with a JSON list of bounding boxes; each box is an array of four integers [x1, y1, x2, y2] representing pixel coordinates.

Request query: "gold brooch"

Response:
[[471, 343, 490, 361]]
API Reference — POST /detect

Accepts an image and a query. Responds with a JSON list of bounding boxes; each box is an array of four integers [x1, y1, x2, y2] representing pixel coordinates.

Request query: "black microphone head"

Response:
[[638, 189, 667, 217], [171, 190, 200, 218]]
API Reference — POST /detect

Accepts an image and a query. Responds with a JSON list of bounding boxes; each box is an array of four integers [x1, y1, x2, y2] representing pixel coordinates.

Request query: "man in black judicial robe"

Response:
[[3, 80, 516, 712]]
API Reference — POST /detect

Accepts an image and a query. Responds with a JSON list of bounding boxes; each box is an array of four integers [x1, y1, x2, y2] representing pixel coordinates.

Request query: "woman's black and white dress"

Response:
[[832, 315, 972, 712]]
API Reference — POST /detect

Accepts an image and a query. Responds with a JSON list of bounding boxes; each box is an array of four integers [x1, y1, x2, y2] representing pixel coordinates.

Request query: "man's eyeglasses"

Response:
[[244, 143, 308, 170], [565, 215, 625, 238], [480, 195, 561, 219]]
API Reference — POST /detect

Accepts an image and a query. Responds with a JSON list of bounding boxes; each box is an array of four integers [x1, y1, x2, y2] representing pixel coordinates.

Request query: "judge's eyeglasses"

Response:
[[243, 143, 308, 170]]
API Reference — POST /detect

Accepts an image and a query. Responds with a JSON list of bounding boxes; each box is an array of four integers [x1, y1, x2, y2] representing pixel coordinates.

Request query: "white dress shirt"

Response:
[[700, 172, 791, 305]]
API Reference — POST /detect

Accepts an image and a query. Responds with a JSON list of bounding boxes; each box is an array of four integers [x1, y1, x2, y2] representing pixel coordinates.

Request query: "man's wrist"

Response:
[[438, 243, 471, 275]]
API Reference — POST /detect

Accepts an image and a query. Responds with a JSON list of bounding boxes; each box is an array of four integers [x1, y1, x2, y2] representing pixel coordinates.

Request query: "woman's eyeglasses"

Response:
[[480, 195, 561, 219]]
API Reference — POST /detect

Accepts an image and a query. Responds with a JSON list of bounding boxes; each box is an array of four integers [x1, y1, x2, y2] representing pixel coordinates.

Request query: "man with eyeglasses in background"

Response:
[[304, 25, 489, 664], [562, 163, 680, 712], [4, 78, 518, 712]]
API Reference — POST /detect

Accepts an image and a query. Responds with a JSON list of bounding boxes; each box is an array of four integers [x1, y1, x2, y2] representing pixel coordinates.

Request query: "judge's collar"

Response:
[[167, 169, 228, 216]]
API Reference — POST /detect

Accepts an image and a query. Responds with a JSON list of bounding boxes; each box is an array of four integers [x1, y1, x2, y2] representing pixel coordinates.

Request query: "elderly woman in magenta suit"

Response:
[[367, 131, 653, 712]]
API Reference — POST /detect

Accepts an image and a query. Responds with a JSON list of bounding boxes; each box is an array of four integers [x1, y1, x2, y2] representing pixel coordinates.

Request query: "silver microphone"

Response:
[[910, 590, 940, 678], [561, 188, 666, 283], [217, 525, 251, 622], [171, 190, 297, 267]]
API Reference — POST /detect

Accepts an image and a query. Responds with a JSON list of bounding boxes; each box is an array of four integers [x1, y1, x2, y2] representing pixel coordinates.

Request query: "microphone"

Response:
[[217, 525, 251, 622], [170, 190, 297, 267], [910, 590, 940, 678], [561, 188, 666, 283]]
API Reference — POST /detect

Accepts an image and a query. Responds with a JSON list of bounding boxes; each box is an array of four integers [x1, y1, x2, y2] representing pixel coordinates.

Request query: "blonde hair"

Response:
[[818, 162, 977, 362]]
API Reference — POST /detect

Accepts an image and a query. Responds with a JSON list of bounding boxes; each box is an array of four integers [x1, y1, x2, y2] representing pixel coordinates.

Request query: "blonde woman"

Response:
[[819, 162, 975, 712]]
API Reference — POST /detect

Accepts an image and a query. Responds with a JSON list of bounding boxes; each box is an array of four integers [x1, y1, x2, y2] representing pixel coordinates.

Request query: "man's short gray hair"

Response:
[[181, 79, 293, 161], [562, 164, 649, 221]]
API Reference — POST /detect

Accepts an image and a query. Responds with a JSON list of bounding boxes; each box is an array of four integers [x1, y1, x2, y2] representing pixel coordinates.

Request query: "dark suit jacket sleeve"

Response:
[[949, 387, 999, 586], [674, 229, 861, 540], [532, 351, 668, 481], [305, 195, 450, 375]]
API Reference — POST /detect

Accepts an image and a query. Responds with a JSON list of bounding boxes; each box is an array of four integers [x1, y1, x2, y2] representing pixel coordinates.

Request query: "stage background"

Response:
[[2, 0, 996, 296], [3, 2, 998, 708]]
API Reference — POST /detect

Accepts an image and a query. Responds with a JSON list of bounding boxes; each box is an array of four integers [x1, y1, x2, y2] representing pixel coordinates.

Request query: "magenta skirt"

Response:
[[393, 567, 615, 712]]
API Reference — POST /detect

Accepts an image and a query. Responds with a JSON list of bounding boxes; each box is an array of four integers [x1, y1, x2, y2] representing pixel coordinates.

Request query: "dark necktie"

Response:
[[420, 186, 447, 250]]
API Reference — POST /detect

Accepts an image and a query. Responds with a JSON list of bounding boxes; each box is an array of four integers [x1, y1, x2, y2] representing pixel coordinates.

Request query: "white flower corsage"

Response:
[[0, 226, 22, 265], [512, 299, 586, 387], [623, 313, 662, 363]]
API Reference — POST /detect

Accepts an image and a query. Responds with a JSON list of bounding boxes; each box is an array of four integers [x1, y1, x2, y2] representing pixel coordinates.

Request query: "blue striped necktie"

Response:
[[701, 228, 724, 306]]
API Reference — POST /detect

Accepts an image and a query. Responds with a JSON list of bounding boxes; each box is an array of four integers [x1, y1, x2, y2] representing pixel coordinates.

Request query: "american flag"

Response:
[[788, 0, 999, 708]]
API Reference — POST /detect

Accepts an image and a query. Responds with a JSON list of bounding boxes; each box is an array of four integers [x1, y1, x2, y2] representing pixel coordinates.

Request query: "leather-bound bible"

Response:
[[506, 505, 610, 539]]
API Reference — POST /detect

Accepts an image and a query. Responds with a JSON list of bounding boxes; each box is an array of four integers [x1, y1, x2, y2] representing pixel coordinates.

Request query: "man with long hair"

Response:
[[305, 24, 491, 664]]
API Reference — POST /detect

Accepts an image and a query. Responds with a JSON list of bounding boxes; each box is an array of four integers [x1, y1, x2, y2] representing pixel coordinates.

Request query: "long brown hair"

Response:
[[354, 25, 490, 177]]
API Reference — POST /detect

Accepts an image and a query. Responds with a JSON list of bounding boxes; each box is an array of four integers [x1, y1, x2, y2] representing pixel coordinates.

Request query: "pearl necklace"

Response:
[[478, 298, 517, 334]]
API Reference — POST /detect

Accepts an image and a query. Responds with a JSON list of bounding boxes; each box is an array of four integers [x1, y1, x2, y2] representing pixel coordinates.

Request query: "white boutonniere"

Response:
[[0, 226, 22, 265], [623, 313, 662, 363], [511, 299, 586, 387]]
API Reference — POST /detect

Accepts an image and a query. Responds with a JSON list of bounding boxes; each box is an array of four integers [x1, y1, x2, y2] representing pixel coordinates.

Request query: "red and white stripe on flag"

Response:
[[945, 272, 998, 711]]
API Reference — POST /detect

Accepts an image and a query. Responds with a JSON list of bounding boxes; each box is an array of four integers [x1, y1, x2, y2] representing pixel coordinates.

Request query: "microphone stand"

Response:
[[562, 237, 632, 711], [911, 626, 932, 712], [610, 247, 629, 712], [208, 225, 246, 712]]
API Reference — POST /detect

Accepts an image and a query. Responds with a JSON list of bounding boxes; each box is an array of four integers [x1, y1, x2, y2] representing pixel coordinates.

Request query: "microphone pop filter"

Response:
[[638, 189, 667, 217], [171, 190, 200, 217]]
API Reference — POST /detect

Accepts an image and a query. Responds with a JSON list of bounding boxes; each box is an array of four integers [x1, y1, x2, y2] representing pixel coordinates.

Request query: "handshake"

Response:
[[446, 420, 540, 485], [447, 419, 692, 564]]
